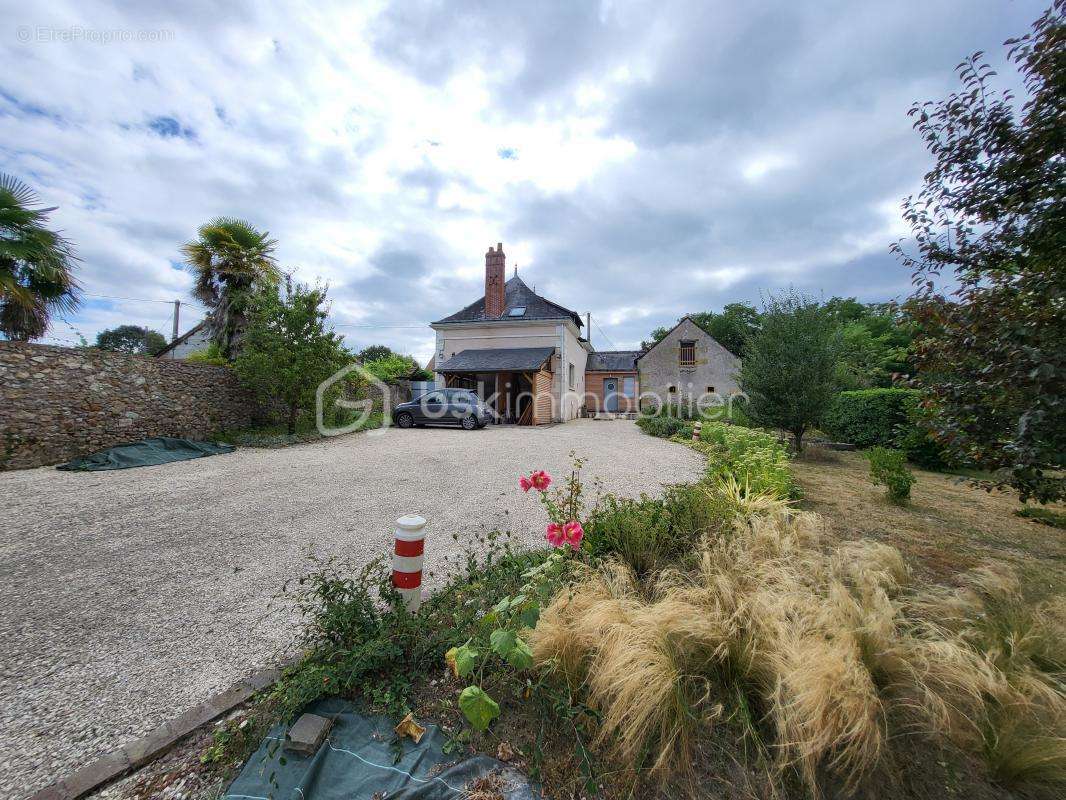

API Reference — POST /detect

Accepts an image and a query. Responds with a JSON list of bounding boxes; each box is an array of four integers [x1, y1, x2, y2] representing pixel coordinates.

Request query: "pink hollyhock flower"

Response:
[[545, 522, 566, 547], [519, 475, 533, 492], [563, 520, 584, 550], [530, 470, 552, 491]]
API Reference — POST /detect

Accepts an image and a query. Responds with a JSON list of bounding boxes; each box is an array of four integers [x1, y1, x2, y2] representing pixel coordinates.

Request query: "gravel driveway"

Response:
[[0, 420, 702, 799]]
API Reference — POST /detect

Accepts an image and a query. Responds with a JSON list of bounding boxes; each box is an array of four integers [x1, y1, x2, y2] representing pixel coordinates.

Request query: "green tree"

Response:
[[892, 2, 1065, 502], [689, 302, 761, 357], [824, 298, 915, 389], [234, 281, 351, 434], [642, 302, 760, 356], [0, 174, 80, 341], [96, 324, 167, 355], [356, 344, 396, 363], [181, 217, 280, 360], [364, 352, 427, 382], [737, 290, 841, 452]]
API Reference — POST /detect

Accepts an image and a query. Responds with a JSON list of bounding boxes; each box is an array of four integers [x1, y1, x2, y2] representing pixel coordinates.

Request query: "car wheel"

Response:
[[461, 415, 478, 431], [396, 412, 414, 429]]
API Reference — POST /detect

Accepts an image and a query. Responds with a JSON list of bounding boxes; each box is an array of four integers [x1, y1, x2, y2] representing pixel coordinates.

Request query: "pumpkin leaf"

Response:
[[489, 628, 517, 657], [451, 643, 479, 677], [458, 686, 500, 731], [505, 636, 534, 670]]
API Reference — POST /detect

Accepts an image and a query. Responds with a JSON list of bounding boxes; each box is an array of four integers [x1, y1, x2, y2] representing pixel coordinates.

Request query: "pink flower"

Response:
[[530, 470, 552, 492], [519, 475, 533, 492], [563, 520, 584, 550], [545, 522, 566, 547]]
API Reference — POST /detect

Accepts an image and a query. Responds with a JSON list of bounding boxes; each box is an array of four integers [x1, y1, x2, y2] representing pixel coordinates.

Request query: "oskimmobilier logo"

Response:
[[315, 363, 391, 437]]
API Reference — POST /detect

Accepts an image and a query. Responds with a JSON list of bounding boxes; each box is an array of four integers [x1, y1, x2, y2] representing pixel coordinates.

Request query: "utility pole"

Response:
[[172, 300, 180, 342]]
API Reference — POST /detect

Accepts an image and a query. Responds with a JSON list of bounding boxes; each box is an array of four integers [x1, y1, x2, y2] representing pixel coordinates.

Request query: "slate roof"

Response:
[[154, 320, 206, 358], [433, 275, 583, 328], [586, 350, 642, 371], [437, 347, 556, 373]]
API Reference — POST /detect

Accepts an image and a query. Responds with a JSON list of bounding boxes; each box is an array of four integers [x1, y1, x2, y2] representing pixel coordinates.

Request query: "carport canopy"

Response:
[[437, 346, 554, 373]]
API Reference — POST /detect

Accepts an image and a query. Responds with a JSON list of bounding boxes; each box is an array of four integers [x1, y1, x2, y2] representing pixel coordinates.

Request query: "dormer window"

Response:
[[508, 306, 527, 317]]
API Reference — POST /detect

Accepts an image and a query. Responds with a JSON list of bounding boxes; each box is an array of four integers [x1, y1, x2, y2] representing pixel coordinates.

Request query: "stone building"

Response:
[[635, 316, 741, 412]]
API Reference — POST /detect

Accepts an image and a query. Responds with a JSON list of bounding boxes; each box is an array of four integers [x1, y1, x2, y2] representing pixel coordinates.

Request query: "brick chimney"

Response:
[[485, 242, 506, 317]]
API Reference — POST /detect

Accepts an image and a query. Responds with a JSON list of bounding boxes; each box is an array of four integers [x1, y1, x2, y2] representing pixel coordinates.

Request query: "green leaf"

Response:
[[517, 605, 540, 629], [489, 628, 517, 657], [492, 597, 512, 615], [453, 644, 479, 677], [458, 685, 500, 731], [505, 636, 534, 670]]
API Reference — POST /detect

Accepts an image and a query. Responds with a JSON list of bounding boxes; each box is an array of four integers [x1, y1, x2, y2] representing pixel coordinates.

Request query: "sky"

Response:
[[0, 0, 1045, 361]]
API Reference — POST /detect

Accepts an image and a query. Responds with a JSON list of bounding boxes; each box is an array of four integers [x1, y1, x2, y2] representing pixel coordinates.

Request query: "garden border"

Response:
[[26, 655, 300, 800]]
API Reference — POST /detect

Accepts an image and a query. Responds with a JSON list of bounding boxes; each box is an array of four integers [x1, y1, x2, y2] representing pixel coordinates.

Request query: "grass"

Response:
[[532, 504, 1066, 798], [1016, 506, 1066, 529], [217, 411, 383, 448], [791, 449, 1066, 599]]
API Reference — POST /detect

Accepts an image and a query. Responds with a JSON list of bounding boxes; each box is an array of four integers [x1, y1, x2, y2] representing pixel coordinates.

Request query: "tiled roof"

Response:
[[433, 275, 583, 327], [437, 347, 556, 372], [586, 350, 642, 371]]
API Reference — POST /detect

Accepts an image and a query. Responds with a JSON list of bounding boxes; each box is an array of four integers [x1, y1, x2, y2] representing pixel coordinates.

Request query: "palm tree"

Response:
[[0, 173, 80, 341], [181, 217, 280, 360]]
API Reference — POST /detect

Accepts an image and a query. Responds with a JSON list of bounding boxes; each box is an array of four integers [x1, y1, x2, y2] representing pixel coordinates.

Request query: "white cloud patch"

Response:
[[0, 0, 1046, 359]]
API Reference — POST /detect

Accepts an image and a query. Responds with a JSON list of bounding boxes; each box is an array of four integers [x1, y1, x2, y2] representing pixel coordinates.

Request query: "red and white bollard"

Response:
[[392, 514, 426, 613]]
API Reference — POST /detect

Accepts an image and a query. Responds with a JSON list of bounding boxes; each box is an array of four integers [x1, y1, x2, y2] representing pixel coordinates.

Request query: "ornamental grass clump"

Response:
[[530, 505, 1066, 796]]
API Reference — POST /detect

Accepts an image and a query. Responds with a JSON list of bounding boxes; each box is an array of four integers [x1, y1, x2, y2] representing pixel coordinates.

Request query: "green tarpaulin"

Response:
[[225, 698, 538, 800], [56, 437, 235, 471]]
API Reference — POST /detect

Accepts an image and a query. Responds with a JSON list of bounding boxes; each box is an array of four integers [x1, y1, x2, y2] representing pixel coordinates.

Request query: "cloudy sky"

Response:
[[1, 0, 1043, 360]]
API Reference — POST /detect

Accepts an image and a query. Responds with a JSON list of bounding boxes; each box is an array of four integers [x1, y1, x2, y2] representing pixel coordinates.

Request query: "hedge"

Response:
[[822, 388, 949, 469], [821, 389, 916, 448]]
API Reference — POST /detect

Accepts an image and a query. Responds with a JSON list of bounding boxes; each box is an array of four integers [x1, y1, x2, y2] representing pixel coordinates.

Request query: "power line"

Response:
[[591, 315, 617, 349], [83, 292, 191, 305]]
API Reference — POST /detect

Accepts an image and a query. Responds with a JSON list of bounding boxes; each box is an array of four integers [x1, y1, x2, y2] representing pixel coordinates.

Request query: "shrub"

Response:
[[823, 388, 951, 469], [685, 421, 795, 500], [865, 446, 916, 502], [822, 388, 917, 448], [584, 484, 731, 579], [186, 342, 229, 366], [635, 414, 687, 439]]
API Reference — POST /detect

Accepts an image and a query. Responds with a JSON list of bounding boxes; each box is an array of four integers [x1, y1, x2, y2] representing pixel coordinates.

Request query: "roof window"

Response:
[[508, 306, 527, 317]]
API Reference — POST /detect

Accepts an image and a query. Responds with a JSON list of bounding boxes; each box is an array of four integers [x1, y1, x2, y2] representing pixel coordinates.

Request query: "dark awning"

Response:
[[437, 347, 555, 373]]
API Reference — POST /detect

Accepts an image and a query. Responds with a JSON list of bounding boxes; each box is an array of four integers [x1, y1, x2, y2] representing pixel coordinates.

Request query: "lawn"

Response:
[[792, 448, 1066, 601]]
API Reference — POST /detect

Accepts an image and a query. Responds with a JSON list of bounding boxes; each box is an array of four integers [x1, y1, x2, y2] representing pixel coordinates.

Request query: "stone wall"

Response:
[[0, 342, 260, 470]]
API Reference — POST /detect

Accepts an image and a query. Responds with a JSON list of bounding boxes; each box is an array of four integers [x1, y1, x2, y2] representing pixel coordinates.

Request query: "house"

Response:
[[155, 320, 212, 360], [585, 351, 642, 413], [636, 315, 741, 412], [431, 243, 591, 424]]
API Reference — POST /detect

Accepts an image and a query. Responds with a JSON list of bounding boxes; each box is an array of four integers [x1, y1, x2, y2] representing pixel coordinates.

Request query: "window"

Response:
[[706, 386, 715, 394], [622, 377, 636, 398], [668, 385, 677, 394], [679, 340, 696, 367], [437, 340, 445, 360], [508, 306, 527, 317], [568, 363, 576, 389]]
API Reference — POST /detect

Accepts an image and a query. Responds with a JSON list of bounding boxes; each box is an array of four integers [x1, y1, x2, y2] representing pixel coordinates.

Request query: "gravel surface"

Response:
[[0, 420, 702, 799]]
